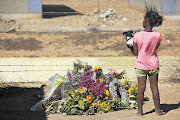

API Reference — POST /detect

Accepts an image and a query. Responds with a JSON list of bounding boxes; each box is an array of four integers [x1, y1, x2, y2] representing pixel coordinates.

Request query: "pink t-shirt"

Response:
[[133, 31, 163, 70]]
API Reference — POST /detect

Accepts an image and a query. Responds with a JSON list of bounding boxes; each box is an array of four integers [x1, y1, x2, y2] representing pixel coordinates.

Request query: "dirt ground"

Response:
[[0, 82, 180, 120], [12, 0, 178, 31], [0, 0, 179, 57], [0, 31, 179, 57]]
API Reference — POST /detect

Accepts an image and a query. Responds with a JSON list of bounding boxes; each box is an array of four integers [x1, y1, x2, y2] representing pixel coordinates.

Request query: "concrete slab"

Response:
[[0, 57, 179, 82], [0, 13, 42, 19]]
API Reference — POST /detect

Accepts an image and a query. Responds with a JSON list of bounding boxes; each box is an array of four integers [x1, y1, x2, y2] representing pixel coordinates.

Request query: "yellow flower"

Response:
[[127, 88, 132, 98], [68, 90, 71, 94], [78, 100, 83, 104], [78, 100, 84, 109], [100, 102, 110, 111], [94, 66, 99, 70], [79, 89, 82, 93], [100, 102, 105, 107], [97, 100, 101, 106], [75, 89, 78, 93], [104, 89, 110, 95], [136, 86, 138, 90]]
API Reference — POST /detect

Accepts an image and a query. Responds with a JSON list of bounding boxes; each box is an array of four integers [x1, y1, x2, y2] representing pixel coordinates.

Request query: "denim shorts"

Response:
[[135, 68, 159, 77]]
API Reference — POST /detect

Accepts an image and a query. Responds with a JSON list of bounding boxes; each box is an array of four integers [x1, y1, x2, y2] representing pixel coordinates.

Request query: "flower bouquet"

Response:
[[31, 60, 149, 115]]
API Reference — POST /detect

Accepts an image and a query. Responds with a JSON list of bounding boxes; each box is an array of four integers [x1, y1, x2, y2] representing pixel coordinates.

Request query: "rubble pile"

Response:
[[98, 8, 122, 21], [0, 16, 20, 33], [81, 8, 127, 26]]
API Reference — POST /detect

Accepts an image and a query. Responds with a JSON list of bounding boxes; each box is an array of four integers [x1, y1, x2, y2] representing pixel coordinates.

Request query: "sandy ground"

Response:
[[0, 82, 180, 120], [0, 31, 179, 57], [0, 0, 179, 57]]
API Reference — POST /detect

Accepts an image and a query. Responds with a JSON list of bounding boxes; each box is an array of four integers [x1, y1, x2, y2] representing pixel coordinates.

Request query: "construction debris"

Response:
[[0, 16, 20, 33], [82, 8, 126, 25]]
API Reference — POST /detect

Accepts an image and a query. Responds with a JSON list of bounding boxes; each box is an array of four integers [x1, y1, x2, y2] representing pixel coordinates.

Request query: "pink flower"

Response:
[[84, 71, 88, 75], [82, 87, 87, 93], [69, 75, 74, 78], [90, 71, 94, 75], [95, 69, 98, 72]]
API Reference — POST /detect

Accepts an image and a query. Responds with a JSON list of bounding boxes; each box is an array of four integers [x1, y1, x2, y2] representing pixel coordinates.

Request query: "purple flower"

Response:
[[79, 75, 108, 99]]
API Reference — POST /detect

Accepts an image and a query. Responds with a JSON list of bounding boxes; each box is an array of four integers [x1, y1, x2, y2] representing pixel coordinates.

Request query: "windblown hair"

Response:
[[144, 4, 163, 27]]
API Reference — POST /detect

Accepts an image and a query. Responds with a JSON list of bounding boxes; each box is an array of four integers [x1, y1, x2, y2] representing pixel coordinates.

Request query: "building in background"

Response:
[[129, 0, 180, 15], [0, 0, 42, 18]]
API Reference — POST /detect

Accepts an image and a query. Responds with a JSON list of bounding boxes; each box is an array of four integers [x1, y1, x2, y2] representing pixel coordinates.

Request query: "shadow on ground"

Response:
[[0, 38, 42, 51], [42, 5, 83, 18], [143, 102, 180, 115], [0, 86, 46, 120]]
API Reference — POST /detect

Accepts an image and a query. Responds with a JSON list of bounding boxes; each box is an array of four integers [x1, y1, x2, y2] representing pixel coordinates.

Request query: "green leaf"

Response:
[[71, 108, 77, 114]]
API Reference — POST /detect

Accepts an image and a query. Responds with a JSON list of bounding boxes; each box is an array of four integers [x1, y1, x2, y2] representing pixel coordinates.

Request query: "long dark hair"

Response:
[[144, 4, 163, 27]]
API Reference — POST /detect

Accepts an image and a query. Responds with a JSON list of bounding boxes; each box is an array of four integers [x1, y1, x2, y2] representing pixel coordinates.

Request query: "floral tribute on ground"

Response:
[[31, 60, 149, 115]]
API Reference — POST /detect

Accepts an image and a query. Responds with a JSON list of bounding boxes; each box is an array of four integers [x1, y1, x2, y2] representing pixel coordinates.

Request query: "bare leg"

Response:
[[149, 74, 165, 116], [137, 76, 147, 116]]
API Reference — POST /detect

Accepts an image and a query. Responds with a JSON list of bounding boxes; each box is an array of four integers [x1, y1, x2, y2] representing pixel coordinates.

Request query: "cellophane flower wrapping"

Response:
[[43, 60, 148, 115]]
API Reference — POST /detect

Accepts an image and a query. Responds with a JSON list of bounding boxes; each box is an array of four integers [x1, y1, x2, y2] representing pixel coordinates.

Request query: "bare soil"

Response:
[[0, 0, 179, 57], [0, 31, 179, 57], [15, 0, 178, 31], [0, 82, 179, 120]]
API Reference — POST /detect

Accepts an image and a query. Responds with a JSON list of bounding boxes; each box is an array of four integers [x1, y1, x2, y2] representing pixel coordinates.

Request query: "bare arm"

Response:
[[133, 42, 138, 56]]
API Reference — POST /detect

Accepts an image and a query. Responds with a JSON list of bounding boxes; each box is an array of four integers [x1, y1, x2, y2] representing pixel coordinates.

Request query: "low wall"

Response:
[[128, 0, 162, 12], [0, 0, 42, 19], [0, 13, 42, 19], [129, 0, 180, 15], [0, 0, 29, 13], [0, 57, 179, 83]]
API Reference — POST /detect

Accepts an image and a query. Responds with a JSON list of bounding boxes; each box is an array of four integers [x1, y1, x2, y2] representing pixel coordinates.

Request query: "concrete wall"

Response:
[[0, 0, 42, 13], [0, 0, 42, 18], [176, 0, 180, 15], [0, 57, 179, 83], [128, 0, 146, 10], [128, 0, 162, 11], [129, 0, 179, 15], [0, 0, 29, 13]]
